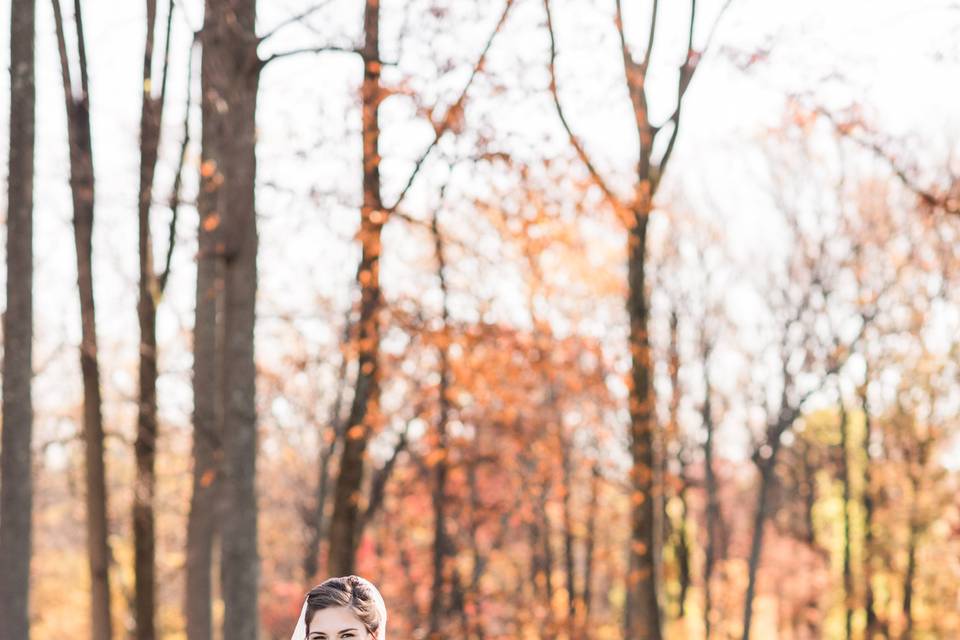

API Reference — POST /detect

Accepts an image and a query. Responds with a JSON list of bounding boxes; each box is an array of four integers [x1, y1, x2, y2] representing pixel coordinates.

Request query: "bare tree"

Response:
[[326, 0, 516, 576], [543, 3, 731, 635], [0, 0, 36, 637], [52, 1, 112, 637]]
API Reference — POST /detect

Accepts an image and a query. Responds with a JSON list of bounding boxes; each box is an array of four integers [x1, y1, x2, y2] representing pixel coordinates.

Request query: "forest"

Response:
[[0, 0, 959, 639]]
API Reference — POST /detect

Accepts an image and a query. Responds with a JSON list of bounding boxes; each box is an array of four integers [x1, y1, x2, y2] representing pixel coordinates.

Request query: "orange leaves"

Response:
[[202, 213, 220, 231]]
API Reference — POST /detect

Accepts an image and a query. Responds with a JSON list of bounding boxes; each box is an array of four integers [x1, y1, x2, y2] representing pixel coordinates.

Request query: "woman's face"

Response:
[[307, 606, 371, 640]]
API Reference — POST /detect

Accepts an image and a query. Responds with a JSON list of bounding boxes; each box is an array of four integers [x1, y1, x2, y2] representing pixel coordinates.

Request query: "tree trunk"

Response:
[[838, 401, 854, 640], [742, 447, 779, 640], [429, 211, 453, 638], [583, 462, 600, 633], [328, 0, 384, 577], [625, 209, 662, 640], [860, 380, 880, 639], [902, 526, 916, 640], [702, 346, 719, 640], [0, 0, 35, 637], [561, 438, 577, 637], [53, 2, 113, 637], [185, 27, 224, 637], [134, 2, 174, 637], [200, 2, 261, 638]]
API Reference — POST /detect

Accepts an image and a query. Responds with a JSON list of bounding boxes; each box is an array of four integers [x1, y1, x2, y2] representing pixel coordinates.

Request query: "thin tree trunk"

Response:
[[200, 1, 261, 638], [134, 2, 174, 637], [53, 2, 112, 638], [303, 316, 352, 582], [625, 211, 662, 639], [428, 211, 453, 638], [860, 379, 879, 638], [838, 401, 854, 640], [0, 0, 36, 636], [582, 462, 600, 634], [702, 344, 719, 640], [902, 525, 917, 640], [561, 437, 577, 637], [675, 480, 691, 619], [742, 446, 780, 640], [328, 0, 384, 577]]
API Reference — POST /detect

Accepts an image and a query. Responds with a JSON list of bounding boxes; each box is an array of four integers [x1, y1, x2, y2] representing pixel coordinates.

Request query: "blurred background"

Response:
[[0, 0, 959, 638]]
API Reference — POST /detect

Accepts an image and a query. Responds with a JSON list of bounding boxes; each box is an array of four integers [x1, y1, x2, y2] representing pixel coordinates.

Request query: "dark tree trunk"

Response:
[[625, 211, 662, 639], [429, 211, 453, 638], [186, 15, 225, 639], [561, 438, 577, 636], [0, 0, 35, 637], [675, 482, 691, 619], [742, 445, 780, 640], [902, 525, 917, 640], [328, 0, 384, 577], [701, 343, 719, 640], [583, 462, 600, 632], [860, 380, 880, 638], [838, 401, 854, 640], [134, 2, 174, 637], [53, 2, 112, 638], [199, 1, 261, 638]]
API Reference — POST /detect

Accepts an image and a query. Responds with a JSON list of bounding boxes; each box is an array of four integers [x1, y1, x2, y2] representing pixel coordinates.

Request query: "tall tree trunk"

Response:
[[675, 481, 691, 619], [625, 210, 662, 639], [742, 446, 780, 640], [583, 462, 600, 633], [838, 401, 854, 640], [702, 344, 719, 640], [53, 2, 112, 638], [561, 437, 577, 637], [428, 211, 453, 637], [328, 0, 384, 577], [134, 2, 174, 637], [860, 380, 880, 638], [902, 525, 916, 640], [200, 1, 261, 638], [185, 27, 223, 638], [0, 0, 36, 636]]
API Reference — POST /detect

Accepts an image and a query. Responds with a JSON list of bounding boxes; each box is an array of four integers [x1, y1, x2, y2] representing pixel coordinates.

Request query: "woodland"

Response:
[[0, 0, 959, 639]]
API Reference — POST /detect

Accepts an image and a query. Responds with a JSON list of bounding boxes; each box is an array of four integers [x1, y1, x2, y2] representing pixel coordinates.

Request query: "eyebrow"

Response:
[[308, 629, 360, 638]]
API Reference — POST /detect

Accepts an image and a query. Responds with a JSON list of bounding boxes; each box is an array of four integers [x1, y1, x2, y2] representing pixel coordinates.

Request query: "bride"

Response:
[[290, 575, 388, 640]]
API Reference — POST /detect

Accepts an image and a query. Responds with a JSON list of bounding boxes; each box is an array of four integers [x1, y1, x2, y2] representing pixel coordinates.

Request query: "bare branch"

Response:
[[73, 0, 90, 98], [544, 0, 628, 218], [159, 36, 197, 294], [51, 0, 74, 104], [657, 0, 733, 175], [386, 0, 516, 213], [258, 0, 338, 42], [259, 45, 360, 68]]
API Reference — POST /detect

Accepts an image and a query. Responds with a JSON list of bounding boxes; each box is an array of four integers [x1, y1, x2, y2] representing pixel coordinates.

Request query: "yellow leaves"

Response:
[[143, 77, 152, 95]]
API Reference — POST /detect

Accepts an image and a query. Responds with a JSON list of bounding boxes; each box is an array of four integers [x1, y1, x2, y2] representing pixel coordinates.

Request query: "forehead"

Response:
[[307, 606, 365, 634]]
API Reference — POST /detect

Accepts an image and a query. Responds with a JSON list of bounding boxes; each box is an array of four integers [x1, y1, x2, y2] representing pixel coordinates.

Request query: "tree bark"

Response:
[[134, 2, 175, 637], [199, 2, 261, 638], [838, 401, 854, 640], [185, 27, 223, 639], [53, 2, 112, 637], [741, 446, 779, 640], [0, 0, 35, 637], [625, 211, 662, 639], [860, 380, 880, 639], [701, 343, 719, 640], [428, 211, 453, 638], [328, 0, 384, 577]]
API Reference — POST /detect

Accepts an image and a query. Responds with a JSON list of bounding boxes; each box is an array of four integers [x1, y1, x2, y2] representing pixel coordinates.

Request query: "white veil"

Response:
[[290, 576, 388, 640]]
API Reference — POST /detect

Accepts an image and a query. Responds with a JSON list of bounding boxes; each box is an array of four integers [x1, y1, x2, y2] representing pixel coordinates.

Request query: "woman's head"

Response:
[[304, 576, 386, 640]]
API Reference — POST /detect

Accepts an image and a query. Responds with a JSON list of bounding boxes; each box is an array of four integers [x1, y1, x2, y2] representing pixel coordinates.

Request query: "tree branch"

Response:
[[259, 45, 360, 68], [544, 0, 628, 219], [386, 0, 516, 214], [258, 0, 338, 42]]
